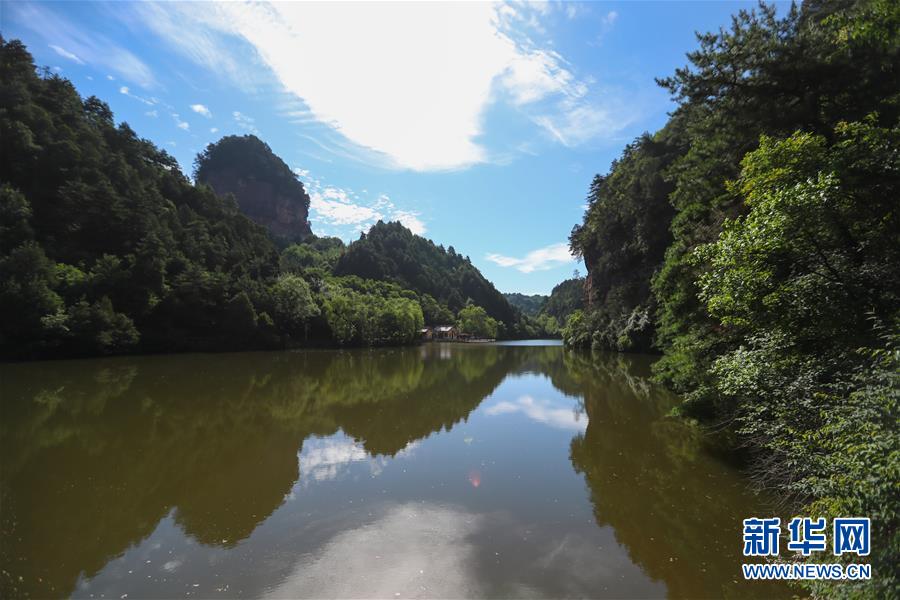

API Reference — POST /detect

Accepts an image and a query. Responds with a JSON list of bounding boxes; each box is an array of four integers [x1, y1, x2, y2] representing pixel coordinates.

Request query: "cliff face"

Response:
[[195, 135, 312, 241], [204, 170, 312, 239]]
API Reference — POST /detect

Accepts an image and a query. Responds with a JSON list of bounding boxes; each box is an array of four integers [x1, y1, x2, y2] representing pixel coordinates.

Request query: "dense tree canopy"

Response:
[[456, 304, 499, 339], [504, 292, 547, 317], [564, 1, 899, 594], [0, 37, 281, 357], [335, 221, 519, 329], [0, 37, 532, 357]]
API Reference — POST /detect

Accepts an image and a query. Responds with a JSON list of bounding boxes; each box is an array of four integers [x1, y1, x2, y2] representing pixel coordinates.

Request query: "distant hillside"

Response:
[[334, 221, 518, 327], [195, 135, 312, 243], [504, 293, 547, 317], [543, 278, 585, 324]]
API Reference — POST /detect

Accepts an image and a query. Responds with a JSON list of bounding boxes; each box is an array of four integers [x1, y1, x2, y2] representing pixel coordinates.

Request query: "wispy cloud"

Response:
[[126, 1, 628, 170], [310, 187, 382, 229], [119, 85, 157, 106], [297, 171, 426, 238], [210, 127, 219, 134], [232, 110, 258, 133], [485, 242, 576, 273], [49, 44, 84, 64], [145, 109, 158, 118], [190, 104, 212, 118], [602, 10, 619, 27], [7, 3, 157, 88]]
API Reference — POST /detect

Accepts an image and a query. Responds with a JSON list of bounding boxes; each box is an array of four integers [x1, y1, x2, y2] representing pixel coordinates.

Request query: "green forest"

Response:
[[565, 1, 899, 595], [0, 37, 560, 359], [2, 0, 898, 593], [505, 277, 585, 337]]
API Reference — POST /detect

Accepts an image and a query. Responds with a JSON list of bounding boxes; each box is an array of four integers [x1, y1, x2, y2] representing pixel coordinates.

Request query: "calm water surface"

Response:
[[1, 343, 789, 598]]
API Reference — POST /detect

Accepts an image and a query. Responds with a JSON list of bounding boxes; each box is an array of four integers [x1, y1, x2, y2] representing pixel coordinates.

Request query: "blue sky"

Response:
[[2, 1, 773, 294]]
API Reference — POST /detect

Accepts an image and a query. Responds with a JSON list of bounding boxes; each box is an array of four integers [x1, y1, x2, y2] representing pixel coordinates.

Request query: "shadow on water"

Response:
[[0, 344, 788, 598]]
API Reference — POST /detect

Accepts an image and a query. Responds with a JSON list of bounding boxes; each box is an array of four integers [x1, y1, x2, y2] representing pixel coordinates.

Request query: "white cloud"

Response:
[[310, 187, 382, 228], [6, 3, 156, 88], [486, 395, 586, 431], [392, 210, 427, 236], [172, 113, 190, 131], [502, 48, 574, 105], [145, 110, 158, 118], [119, 85, 157, 106], [49, 44, 84, 64], [297, 173, 427, 237], [232, 110, 258, 133], [106, 74, 115, 81], [533, 97, 631, 146], [485, 242, 575, 273], [602, 10, 619, 27], [129, 2, 622, 170], [564, 3, 583, 20], [299, 437, 368, 483], [190, 103, 212, 118], [210, 127, 219, 134]]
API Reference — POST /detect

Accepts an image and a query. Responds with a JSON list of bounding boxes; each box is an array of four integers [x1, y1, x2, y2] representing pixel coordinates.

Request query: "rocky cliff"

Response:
[[195, 135, 312, 241]]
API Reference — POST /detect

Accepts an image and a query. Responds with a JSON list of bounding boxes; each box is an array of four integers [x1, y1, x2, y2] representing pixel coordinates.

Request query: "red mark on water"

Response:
[[468, 470, 481, 488]]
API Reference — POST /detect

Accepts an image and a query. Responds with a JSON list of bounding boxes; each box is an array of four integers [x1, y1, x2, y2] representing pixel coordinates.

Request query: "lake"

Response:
[[0, 342, 789, 598]]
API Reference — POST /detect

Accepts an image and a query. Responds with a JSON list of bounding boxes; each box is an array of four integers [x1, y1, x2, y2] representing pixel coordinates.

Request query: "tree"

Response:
[[271, 274, 319, 338], [457, 304, 499, 339]]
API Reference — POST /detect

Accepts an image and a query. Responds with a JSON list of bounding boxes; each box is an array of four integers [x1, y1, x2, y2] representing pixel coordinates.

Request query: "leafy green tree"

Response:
[[271, 274, 319, 338], [457, 304, 499, 339], [224, 291, 259, 346], [64, 297, 139, 355], [419, 293, 454, 326]]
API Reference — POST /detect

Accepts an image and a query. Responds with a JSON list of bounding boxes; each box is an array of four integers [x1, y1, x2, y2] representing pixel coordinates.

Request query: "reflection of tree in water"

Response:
[[0, 345, 523, 598], [564, 350, 788, 599]]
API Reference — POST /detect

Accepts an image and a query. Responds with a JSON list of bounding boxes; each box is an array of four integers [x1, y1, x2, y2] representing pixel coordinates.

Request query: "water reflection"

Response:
[[0, 344, 788, 598], [566, 351, 787, 599]]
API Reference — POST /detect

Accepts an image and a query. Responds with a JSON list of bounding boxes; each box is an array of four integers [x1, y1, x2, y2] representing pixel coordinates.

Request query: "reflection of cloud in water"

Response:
[[265, 504, 483, 598], [485, 395, 586, 432], [299, 437, 368, 483], [297, 435, 420, 484]]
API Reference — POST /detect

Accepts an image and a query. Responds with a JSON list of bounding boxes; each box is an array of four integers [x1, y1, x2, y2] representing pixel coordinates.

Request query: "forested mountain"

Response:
[[504, 293, 547, 317], [504, 278, 584, 338], [195, 135, 312, 244], [541, 278, 584, 324], [0, 37, 544, 358], [565, 1, 899, 594], [0, 37, 284, 358], [334, 221, 519, 328]]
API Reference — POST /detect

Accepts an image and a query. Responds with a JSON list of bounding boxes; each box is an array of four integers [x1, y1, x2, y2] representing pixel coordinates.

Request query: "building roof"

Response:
[[435, 325, 455, 332]]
